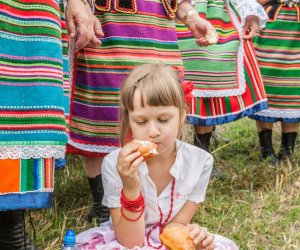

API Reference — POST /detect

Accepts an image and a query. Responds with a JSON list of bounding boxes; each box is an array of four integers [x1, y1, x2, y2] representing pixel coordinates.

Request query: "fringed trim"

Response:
[[93, 0, 179, 19], [94, 0, 137, 14], [161, 0, 178, 19], [94, 0, 111, 11]]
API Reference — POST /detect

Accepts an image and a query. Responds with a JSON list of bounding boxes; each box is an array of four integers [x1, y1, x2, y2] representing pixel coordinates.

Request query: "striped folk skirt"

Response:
[[177, 0, 268, 126], [68, 0, 183, 157], [251, 5, 300, 123], [0, 0, 68, 210]]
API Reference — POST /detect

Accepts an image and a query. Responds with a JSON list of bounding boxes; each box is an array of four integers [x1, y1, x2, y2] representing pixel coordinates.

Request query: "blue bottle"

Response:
[[61, 229, 76, 250]]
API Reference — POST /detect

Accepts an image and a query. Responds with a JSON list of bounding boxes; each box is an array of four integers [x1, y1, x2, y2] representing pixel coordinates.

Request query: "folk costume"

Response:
[[0, 0, 69, 248], [251, 0, 300, 162], [176, 0, 269, 126]]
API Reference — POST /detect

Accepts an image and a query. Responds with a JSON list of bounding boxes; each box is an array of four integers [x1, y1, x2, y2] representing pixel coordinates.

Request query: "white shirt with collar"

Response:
[[102, 140, 213, 229]]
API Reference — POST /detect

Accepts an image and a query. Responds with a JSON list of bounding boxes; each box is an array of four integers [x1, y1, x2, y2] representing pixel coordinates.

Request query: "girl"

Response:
[[176, 0, 268, 155], [250, 0, 300, 163], [76, 63, 238, 250]]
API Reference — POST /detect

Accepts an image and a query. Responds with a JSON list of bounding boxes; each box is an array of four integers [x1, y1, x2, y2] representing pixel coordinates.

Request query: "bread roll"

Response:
[[160, 226, 195, 250], [131, 140, 158, 161], [206, 30, 218, 44]]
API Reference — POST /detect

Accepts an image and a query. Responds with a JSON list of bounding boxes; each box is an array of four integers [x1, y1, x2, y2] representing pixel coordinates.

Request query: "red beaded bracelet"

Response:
[[120, 189, 145, 221]]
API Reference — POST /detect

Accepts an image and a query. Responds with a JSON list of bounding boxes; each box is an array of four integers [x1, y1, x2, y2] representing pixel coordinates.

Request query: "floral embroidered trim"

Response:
[[115, 0, 137, 14], [162, 0, 178, 20], [94, 0, 111, 12]]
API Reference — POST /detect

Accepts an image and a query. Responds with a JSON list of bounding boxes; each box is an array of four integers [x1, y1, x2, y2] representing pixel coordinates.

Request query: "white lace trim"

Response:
[[193, 1, 246, 98], [0, 145, 66, 159], [254, 108, 300, 119], [68, 138, 119, 153]]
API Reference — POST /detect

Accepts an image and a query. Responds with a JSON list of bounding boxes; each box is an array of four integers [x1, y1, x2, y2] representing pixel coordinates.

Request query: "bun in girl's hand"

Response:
[[160, 226, 195, 250], [131, 140, 158, 161]]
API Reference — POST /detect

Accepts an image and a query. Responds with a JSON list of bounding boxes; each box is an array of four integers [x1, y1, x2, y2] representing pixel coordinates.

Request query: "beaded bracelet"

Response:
[[120, 189, 145, 221]]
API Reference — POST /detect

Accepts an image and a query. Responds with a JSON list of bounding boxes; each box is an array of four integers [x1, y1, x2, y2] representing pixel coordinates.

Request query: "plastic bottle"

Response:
[[61, 229, 76, 250]]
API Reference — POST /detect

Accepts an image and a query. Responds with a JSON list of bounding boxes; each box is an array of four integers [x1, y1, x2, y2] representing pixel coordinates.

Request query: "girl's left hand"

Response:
[[187, 224, 215, 250], [242, 15, 260, 40]]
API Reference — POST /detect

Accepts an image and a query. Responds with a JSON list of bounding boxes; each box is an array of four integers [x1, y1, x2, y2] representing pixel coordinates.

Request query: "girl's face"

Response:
[[128, 89, 181, 158]]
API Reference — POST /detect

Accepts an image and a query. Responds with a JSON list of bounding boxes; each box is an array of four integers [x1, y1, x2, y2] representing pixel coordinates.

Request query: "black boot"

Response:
[[278, 132, 297, 162], [194, 132, 224, 178], [194, 132, 212, 152], [88, 174, 110, 225], [0, 210, 39, 250], [258, 128, 278, 165]]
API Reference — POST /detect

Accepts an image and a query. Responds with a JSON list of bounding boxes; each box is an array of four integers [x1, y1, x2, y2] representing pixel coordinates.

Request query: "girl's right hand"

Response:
[[117, 142, 144, 199]]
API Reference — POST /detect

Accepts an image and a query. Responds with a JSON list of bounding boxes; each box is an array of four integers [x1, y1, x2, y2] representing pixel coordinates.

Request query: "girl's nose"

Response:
[[148, 123, 160, 138]]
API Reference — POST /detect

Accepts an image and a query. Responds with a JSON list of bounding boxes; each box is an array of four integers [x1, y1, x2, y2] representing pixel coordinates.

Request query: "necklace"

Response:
[[146, 178, 176, 249]]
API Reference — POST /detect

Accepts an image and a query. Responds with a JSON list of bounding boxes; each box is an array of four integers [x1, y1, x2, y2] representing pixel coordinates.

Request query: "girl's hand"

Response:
[[242, 15, 260, 40], [187, 224, 215, 250], [117, 142, 144, 199]]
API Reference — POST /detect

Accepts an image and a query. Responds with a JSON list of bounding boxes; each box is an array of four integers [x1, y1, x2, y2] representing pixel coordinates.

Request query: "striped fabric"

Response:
[[177, 0, 244, 97], [0, 0, 68, 209], [177, 0, 268, 126], [68, 0, 183, 156], [251, 3, 300, 123], [0, 158, 54, 210]]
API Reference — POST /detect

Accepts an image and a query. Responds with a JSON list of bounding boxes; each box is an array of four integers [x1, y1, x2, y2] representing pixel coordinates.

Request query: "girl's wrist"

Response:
[[122, 187, 141, 200]]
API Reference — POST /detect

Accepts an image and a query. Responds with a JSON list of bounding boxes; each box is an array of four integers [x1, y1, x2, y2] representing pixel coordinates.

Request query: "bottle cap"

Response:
[[63, 229, 76, 246]]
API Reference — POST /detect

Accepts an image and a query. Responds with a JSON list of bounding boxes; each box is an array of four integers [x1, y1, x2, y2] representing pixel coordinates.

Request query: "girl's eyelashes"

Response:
[[136, 120, 146, 125], [158, 118, 169, 123]]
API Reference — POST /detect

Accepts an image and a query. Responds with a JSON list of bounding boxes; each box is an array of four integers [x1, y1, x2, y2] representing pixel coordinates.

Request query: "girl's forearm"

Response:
[[114, 211, 145, 248], [176, 1, 198, 26]]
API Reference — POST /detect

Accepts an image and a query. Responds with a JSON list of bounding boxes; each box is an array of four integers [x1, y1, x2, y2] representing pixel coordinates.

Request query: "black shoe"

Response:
[[0, 210, 39, 250], [88, 174, 110, 225], [258, 129, 278, 165], [278, 132, 298, 163], [194, 132, 212, 152]]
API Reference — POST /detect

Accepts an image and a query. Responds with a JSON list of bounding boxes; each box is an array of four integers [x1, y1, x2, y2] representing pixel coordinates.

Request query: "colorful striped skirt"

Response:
[[251, 5, 300, 123], [0, 0, 68, 210], [177, 0, 268, 126], [68, 0, 183, 157]]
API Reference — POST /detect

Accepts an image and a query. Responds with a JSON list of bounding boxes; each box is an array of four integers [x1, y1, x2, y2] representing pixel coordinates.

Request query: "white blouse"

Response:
[[101, 140, 213, 229], [231, 0, 269, 27]]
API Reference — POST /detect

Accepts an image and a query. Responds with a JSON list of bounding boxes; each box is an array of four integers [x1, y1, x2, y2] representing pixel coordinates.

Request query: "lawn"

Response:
[[27, 118, 300, 250]]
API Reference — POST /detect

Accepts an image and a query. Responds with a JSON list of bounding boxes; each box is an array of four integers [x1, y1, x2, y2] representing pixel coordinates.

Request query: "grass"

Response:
[[26, 118, 300, 250]]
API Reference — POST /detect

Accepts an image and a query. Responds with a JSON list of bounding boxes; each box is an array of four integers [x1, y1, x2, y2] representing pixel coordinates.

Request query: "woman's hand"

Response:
[[187, 224, 215, 250], [117, 142, 144, 199], [242, 15, 260, 40], [66, 0, 104, 51], [188, 17, 217, 47]]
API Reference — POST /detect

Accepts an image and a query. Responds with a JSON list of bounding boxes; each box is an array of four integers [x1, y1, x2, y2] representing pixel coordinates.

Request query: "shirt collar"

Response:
[[138, 140, 182, 180]]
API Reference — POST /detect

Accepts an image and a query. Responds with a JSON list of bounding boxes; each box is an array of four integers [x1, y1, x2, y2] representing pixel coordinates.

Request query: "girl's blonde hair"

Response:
[[120, 63, 186, 146]]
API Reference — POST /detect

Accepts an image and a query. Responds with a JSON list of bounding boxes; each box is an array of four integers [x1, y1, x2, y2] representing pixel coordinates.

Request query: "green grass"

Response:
[[26, 118, 300, 250]]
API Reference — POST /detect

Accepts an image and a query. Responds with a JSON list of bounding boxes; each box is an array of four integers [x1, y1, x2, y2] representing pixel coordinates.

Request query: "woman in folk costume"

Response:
[[176, 0, 269, 155], [67, 0, 216, 224], [0, 0, 99, 248], [250, 0, 300, 163]]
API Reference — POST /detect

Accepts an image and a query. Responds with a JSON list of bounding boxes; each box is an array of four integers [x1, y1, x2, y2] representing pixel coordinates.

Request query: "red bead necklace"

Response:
[[146, 178, 176, 249]]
